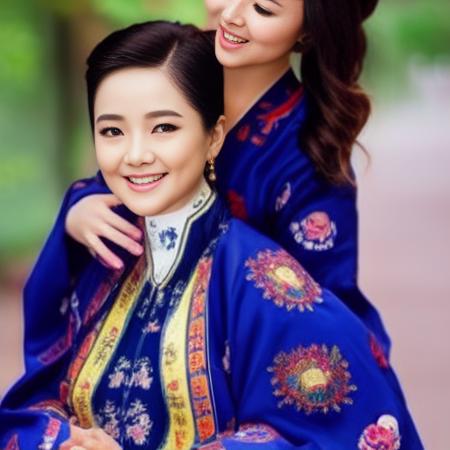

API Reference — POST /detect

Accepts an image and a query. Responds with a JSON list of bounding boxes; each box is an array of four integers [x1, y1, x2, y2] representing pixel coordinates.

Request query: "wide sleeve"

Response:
[[0, 291, 75, 449], [269, 141, 391, 357], [23, 173, 110, 370], [207, 222, 423, 449]]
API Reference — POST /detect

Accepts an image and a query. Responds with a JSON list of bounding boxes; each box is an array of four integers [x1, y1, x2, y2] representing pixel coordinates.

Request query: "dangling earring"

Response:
[[207, 158, 217, 182]]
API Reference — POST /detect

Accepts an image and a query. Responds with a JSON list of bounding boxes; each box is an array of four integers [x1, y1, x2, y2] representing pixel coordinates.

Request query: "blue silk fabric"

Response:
[[0, 193, 422, 449], [19, 70, 390, 358]]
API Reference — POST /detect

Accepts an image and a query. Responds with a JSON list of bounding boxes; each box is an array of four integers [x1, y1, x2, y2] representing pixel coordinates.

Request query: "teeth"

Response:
[[129, 174, 164, 185], [224, 31, 247, 44]]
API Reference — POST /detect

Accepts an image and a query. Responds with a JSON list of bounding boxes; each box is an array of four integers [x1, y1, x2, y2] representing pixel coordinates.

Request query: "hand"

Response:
[[65, 194, 143, 270], [60, 424, 122, 450]]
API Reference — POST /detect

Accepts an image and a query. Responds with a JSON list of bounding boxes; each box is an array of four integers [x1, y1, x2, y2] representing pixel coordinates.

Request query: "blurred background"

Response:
[[0, 0, 449, 448]]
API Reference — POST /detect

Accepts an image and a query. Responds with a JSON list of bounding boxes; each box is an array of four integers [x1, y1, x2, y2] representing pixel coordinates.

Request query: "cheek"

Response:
[[251, 14, 303, 49], [95, 143, 120, 174]]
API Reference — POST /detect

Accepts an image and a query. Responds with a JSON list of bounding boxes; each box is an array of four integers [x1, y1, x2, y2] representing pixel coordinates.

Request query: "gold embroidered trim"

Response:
[[71, 256, 146, 427]]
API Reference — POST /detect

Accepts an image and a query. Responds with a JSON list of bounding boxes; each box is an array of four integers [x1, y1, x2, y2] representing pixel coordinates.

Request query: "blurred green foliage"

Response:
[[0, 0, 449, 264]]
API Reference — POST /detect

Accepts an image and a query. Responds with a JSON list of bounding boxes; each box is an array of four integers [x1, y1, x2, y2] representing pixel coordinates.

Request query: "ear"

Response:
[[206, 115, 226, 160]]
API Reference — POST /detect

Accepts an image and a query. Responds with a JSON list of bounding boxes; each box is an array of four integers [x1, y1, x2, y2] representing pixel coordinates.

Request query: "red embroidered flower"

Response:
[[227, 190, 249, 221]]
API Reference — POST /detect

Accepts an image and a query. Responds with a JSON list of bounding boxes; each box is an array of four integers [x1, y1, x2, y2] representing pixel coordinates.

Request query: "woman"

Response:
[[63, 0, 391, 357], [0, 21, 421, 450]]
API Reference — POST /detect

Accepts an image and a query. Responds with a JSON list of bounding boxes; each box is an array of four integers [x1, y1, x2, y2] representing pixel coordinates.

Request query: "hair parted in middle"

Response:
[[86, 21, 224, 132]]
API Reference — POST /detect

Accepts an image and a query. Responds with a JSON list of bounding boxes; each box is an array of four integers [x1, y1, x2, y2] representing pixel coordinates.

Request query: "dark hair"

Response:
[[299, 0, 379, 185], [86, 21, 223, 131]]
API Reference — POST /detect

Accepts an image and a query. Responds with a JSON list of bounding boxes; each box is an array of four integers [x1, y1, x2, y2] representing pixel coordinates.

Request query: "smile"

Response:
[[219, 26, 249, 49], [223, 30, 248, 44], [128, 174, 165, 185], [125, 173, 167, 192]]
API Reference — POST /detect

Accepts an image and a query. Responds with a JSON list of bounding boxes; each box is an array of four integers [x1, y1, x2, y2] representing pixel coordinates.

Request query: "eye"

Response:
[[99, 127, 123, 137], [152, 123, 178, 134], [253, 3, 274, 16]]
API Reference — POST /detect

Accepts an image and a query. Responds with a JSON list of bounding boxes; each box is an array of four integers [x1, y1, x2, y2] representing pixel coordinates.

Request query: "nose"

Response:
[[123, 135, 155, 166], [221, 0, 245, 27]]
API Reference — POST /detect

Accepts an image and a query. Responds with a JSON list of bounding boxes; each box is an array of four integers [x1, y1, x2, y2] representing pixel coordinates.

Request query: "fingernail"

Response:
[[133, 245, 144, 255]]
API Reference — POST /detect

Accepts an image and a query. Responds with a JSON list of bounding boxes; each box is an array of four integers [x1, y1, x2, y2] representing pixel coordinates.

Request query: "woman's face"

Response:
[[213, 0, 304, 69], [94, 67, 223, 217]]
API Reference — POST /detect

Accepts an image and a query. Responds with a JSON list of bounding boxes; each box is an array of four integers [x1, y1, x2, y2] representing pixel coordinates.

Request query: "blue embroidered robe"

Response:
[[0, 193, 422, 449], [30, 70, 390, 357]]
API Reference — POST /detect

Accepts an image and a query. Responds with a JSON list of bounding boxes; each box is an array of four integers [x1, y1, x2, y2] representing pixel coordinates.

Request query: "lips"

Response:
[[219, 25, 249, 49], [125, 173, 167, 192]]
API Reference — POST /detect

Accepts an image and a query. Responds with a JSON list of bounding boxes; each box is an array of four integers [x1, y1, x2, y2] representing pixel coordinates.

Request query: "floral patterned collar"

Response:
[[144, 179, 212, 284]]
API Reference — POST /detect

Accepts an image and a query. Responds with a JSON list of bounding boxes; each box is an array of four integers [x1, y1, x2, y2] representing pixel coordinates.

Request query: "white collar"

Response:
[[144, 179, 212, 285]]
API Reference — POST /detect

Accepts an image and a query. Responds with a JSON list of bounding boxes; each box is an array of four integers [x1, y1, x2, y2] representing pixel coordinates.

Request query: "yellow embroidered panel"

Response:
[[160, 270, 197, 450], [161, 257, 216, 449], [71, 256, 146, 427]]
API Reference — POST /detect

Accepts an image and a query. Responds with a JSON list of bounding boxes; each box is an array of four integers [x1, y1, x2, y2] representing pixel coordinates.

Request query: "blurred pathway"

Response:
[[1, 64, 449, 449]]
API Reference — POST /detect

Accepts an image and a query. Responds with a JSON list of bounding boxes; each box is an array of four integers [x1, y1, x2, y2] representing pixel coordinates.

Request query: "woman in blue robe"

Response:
[[0, 21, 422, 450], [60, 0, 391, 357]]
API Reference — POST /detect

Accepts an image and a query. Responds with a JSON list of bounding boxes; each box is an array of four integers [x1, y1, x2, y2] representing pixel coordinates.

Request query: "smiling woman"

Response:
[[0, 19, 422, 450], [93, 67, 224, 217]]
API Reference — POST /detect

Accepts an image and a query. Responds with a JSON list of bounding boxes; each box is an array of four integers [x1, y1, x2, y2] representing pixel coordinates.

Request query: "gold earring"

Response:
[[208, 158, 217, 182]]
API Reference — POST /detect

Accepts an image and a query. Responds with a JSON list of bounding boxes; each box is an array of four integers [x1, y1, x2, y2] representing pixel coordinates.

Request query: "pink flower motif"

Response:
[[358, 415, 400, 450], [127, 424, 147, 445], [109, 371, 125, 388], [302, 212, 333, 242]]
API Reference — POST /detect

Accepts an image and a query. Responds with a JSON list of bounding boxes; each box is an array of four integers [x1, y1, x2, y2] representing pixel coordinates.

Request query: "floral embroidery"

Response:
[[125, 400, 153, 445], [275, 182, 291, 211], [230, 424, 279, 443], [246, 249, 323, 312], [358, 415, 401, 450], [159, 227, 178, 250], [38, 417, 61, 450], [96, 399, 153, 446], [108, 356, 153, 390], [257, 87, 303, 136], [290, 211, 337, 251], [268, 344, 356, 414], [96, 401, 120, 440], [227, 190, 249, 221], [369, 333, 389, 369]]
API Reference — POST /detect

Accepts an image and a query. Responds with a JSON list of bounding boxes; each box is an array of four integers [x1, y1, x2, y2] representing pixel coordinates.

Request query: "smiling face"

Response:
[[94, 67, 224, 217], [214, 0, 304, 70]]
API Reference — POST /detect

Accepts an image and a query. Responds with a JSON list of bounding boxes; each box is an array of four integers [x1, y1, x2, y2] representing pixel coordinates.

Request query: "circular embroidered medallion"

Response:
[[268, 344, 357, 414], [231, 424, 279, 443], [245, 249, 322, 312], [290, 211, 337, 251], [358, 415, 401, 450]]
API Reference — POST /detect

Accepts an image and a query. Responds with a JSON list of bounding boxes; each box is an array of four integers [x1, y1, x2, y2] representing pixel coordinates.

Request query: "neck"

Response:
[[223, 56, 291, 132]]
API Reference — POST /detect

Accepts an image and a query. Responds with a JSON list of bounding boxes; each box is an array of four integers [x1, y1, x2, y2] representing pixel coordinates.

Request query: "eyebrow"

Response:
[[96, 110, 183, 124]]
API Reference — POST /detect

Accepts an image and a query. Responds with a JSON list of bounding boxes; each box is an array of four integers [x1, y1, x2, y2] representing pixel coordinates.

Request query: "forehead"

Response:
[[94, 67, 189, 112]]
